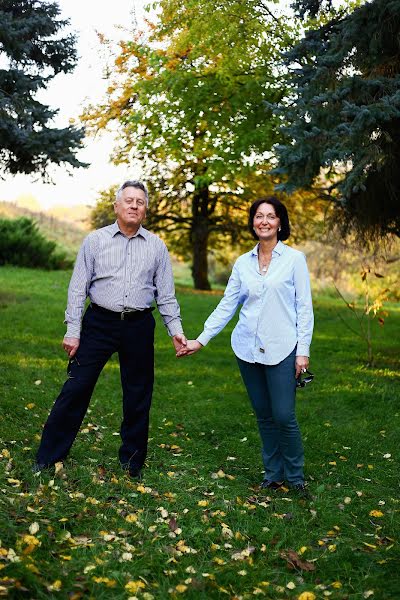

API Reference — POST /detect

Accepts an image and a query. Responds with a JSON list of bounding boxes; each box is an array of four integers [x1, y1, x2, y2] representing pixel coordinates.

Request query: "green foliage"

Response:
[[275, 0, 400, 241], [0, 0, 87, 176], [0, 200, 87, 261], [0, 266, 399, 597], [89, 185, 117, 230], [83, 0, 302, 289], [334, 266, 391, 366], [0, 217, 72, 269]]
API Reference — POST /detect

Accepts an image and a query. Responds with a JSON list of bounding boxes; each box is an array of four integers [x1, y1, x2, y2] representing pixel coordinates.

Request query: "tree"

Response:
[[0, 0, 87, 177], [83, 0, 297, 289], [273, 0, 400, 242], [0, 217, 71, 269]]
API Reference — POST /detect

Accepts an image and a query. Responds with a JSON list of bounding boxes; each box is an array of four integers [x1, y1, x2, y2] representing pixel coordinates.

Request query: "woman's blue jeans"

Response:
[[236, 347, 304, 485]]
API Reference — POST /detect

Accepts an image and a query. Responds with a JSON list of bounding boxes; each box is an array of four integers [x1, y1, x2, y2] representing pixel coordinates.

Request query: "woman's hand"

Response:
[[295, 355, 309, 378], [176, 339, 203, 357]]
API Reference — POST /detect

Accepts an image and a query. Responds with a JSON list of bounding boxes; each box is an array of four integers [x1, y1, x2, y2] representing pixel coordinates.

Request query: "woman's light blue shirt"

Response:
[[197, 241, 314, 365]]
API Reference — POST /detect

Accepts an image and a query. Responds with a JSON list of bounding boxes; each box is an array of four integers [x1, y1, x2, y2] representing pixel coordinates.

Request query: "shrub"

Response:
[[0, 217, 72, 269]]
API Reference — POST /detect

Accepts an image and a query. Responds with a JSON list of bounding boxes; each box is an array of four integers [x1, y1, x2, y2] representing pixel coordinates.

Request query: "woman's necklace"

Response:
[[258, 250, 272, 274]]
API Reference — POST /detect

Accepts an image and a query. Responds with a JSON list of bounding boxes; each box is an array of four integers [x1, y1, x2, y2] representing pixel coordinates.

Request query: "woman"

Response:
[[178, 196, 314, 492]]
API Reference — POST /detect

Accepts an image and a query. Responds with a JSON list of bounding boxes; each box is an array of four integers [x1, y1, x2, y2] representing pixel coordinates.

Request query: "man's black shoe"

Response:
[[32, 462, 52, 473], [260, 480, 284, 490], [121, 463, 143, 481]]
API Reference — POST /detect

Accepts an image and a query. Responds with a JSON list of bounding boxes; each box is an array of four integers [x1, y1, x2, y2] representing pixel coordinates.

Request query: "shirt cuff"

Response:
[[296, 343, 310, 357], [65, 324, 81, 339], [196, 331, 211, 346], [167, 319, 184, 337]]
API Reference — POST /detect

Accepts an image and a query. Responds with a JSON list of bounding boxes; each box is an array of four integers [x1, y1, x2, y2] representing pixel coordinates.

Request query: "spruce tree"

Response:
[[0, 0, 87, 177], [274, 0, 400, 241]]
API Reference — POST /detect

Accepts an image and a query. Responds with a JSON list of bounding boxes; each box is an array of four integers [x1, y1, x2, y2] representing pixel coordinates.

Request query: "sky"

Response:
[[0, 0, 152, 209]]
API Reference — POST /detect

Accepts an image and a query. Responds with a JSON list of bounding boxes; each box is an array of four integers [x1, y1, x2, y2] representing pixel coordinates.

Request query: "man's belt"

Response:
[[91, 303, 154, 321]]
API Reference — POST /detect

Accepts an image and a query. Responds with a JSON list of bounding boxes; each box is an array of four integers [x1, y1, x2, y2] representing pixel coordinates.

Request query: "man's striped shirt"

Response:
[[64, 222, 183, 338]]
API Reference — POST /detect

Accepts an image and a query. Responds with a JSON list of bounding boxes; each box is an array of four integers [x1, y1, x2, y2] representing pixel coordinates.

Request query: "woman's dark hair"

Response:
[[248, 196, 290, 241]]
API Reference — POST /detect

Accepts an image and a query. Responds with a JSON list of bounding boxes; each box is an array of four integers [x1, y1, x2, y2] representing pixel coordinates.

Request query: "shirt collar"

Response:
[[111, 221, 148, 239], [251, 240, 285, 257]]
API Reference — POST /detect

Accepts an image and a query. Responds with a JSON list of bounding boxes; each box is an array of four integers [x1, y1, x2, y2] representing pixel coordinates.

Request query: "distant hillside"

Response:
[[0, 201, 89, 260]]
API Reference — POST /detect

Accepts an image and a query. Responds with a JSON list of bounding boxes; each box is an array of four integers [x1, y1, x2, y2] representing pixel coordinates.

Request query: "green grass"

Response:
[[0, 266, 399, 600]]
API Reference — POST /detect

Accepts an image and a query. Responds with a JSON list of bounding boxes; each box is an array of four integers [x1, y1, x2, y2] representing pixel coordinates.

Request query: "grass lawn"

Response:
[[0, 266, 399, 600]]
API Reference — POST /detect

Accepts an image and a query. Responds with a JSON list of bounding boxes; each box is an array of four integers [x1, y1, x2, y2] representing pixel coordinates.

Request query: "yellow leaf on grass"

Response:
[[298, 593, 316, 600], [332, 581, 342, 588], [125, 580, 146, 594], [198, 500, 209, 507], [47, 580, 62, 592], [175, 584, 187, 593], [125, 514, 138, 523], [93, 577, 116, 587], [369, 510, 383, 518], [21, 535, 41, 554], [54, 462, 64, 474]]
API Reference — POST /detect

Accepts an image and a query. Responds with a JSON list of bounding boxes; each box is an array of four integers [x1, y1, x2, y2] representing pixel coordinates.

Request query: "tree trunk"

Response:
[[191, 215, 211, 290]]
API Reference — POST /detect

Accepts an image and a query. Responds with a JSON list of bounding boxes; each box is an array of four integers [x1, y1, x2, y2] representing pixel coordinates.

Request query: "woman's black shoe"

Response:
[[260, 480, 284, 490]]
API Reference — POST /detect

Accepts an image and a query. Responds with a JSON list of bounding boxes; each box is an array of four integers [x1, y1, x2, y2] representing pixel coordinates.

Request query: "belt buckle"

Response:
[[121, 308, 136, 320]]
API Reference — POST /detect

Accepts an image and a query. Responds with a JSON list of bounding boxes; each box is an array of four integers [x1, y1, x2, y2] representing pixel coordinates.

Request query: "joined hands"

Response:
[[176, 339, 202, 357]]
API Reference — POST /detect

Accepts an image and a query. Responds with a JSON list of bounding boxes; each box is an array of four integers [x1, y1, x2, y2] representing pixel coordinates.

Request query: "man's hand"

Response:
[[63, 337, 80, 358], [295, 355, 309, 378], [176, 339, 203, 357], [172, 333, 187, 355]]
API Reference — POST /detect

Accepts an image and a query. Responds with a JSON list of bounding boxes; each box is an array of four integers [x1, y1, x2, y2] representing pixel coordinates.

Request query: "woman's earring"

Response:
[[278, 227, 281, 232]]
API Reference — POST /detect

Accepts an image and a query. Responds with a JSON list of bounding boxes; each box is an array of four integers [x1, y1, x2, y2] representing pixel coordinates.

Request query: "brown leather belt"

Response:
[[91, 303, 154, 321]]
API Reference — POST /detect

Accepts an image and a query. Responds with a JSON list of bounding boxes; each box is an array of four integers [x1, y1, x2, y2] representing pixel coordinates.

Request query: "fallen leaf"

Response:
[[29, 522, 39, 535], [46, 580, 62, 592], [286, 581, 296, 589], [54, 462, 63, 474], [92, 577, 116, 587], [280, 549, 316, 571], [125, 580, 146, 594], [169, 517, 178, 532]]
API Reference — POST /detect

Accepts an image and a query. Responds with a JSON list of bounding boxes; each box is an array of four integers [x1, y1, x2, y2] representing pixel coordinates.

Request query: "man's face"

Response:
[[114, 186, 147, 231]]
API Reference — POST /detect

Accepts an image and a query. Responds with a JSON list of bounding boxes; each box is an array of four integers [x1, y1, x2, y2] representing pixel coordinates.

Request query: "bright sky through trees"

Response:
[[0, 0, 150, 209]]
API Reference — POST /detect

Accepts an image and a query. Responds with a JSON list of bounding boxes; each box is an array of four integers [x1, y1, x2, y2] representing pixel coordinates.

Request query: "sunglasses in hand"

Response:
[[296, 369, 314, 388]]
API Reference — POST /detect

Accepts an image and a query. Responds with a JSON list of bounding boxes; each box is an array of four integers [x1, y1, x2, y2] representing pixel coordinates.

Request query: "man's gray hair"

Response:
[[116, 180, 149, 206]]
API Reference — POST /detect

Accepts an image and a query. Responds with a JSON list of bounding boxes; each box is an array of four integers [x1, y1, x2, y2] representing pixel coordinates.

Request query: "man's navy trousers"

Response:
[[36, 304, 155, 472]]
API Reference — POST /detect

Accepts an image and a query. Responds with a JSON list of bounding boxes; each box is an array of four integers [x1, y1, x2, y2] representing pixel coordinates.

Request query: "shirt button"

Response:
[[259, 348, 265, 353]]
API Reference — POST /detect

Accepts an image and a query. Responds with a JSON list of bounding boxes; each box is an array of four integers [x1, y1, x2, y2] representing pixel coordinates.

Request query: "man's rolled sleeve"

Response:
[[154, 243, 183, 337], [64, 236, 94, 339]]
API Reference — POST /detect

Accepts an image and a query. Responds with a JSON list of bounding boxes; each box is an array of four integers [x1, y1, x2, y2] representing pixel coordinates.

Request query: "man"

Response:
[[34, 180, 186, 478]]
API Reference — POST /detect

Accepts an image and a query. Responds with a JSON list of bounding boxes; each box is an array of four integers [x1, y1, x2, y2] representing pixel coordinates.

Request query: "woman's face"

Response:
[[253, 202, 281, 242]]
